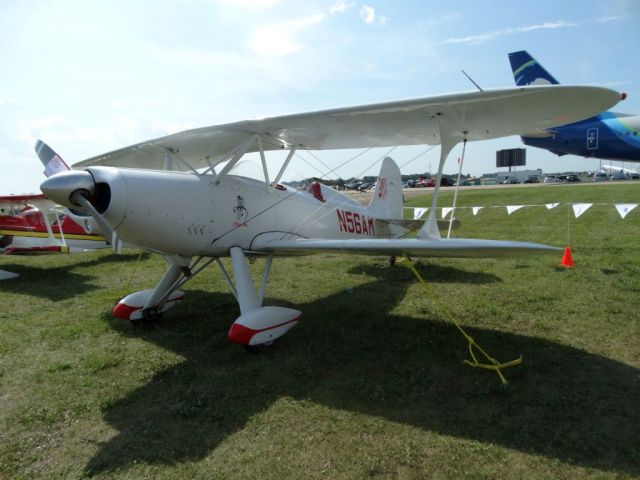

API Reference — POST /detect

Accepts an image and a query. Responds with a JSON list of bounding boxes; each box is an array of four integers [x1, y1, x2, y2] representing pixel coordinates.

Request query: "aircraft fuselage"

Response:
[[84, 167, 396, 258], [522, 112, 640, 161]]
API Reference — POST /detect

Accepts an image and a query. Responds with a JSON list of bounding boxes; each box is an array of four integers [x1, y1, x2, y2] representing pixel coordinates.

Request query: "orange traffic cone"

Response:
[[560, 247, 575, 268]]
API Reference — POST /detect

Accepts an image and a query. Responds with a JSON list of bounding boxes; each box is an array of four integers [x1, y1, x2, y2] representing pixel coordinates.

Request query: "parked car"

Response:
[[403, 179, 416, 188], [415, 178, 435, 188], [565, 174, 581, 182], [544, 175, 559, 184], [440, 176, 456, 187], [610, 171, 627, 181], [358, 182, 372, 190], [592, 172, 608, 182], [502, 177, 520, 184], [524, 175, 540, 183]]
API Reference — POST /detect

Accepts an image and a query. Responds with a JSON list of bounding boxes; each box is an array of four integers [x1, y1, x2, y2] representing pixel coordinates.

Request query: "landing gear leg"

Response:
[[219, 248, 301, 348], [113, 255, 216, 323]]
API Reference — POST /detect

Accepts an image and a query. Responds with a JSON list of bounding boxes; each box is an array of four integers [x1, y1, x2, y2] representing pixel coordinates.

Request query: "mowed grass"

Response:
[[0, 182, 639, 479]]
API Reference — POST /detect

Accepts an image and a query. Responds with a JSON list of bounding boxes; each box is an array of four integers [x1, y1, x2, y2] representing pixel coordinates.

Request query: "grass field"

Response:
[[1, 183, 639, 479]]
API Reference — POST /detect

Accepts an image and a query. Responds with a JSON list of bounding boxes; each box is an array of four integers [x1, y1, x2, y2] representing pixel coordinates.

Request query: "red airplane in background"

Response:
[[0, 193, 106, 255], [0, 142, 108, 279]]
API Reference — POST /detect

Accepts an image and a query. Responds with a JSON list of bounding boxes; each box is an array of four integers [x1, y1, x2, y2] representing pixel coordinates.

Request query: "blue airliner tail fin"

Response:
[[508, 50, 559, 86]]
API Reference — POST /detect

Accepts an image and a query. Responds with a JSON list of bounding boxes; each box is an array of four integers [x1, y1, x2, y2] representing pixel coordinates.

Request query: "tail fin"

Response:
[[34, 140, 71, 177], [508, 50, 559, 86], [369, 157, 403, 218]]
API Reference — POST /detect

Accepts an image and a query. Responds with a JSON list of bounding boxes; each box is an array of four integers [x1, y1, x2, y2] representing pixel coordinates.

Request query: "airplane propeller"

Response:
[[40, 170, 122, 253]]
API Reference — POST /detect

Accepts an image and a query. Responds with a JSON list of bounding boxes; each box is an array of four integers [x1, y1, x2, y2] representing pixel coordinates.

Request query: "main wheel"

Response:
[[130, 311, 163, 327]]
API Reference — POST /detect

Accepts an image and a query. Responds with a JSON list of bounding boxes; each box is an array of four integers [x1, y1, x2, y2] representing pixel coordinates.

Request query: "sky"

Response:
[[1, 0, 639, 193]]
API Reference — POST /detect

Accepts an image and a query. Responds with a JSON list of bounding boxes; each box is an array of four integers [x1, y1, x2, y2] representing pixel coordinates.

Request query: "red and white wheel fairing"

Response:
[[228, 306, 301, 346], [112, 289, 184, 321]]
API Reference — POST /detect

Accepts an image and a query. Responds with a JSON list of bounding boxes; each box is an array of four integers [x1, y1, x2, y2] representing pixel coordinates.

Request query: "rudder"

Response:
[[368, 156, 403, 219]]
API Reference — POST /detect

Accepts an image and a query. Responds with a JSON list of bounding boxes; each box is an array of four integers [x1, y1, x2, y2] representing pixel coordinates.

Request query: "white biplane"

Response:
[[40, 85, 621, 347]]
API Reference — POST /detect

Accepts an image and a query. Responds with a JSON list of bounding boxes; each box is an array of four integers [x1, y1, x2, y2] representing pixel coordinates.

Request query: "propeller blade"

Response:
[[71, 192, 120, 252]]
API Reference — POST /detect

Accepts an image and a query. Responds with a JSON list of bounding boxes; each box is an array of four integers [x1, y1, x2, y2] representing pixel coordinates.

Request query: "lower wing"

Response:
[[250, 237, 561, 258]]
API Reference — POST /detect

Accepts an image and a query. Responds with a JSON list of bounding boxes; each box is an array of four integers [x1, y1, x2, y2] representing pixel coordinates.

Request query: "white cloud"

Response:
[[0, 96, 18, 109], [360, 5, 376, 24], [250, 13, 325, 57], [330, 1, 352, 15], [518, 21, 577, 32], [596, 15, 627, 22], [208, 0, 281, 10], [444, 20, 577, 44]]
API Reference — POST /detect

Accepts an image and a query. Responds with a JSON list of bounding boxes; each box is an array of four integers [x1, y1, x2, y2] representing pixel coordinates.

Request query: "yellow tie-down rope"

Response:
[[401, 255, 522, 384]]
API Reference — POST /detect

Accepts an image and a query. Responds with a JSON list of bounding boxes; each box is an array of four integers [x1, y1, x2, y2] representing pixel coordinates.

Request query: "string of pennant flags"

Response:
[[407, 203, 639, 220]]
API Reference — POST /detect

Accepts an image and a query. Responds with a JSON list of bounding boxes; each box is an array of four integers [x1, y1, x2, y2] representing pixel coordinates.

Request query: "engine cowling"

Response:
[[228, 306, 301, 346]]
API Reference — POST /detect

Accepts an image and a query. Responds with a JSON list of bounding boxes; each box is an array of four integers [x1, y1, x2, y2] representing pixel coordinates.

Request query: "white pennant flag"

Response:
[[472, 207, 483, 216], [506, 205, 524, 215], [545, 203, 559, 210], [441, 207, 453, 219], [572, 203, 592, 218], [413, 207, 428, 219], [615, 203, 638, 219]]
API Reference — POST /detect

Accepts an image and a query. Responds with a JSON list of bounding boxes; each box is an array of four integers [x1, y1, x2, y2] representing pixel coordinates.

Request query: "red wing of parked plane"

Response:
[[0, 194, 107, 256]]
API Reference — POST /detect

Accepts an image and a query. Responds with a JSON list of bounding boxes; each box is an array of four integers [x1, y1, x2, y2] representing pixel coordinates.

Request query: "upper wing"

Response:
[[0, 194, 51, 215], [250, 237, 561, 258], [73, 85, 620, 171], [0, 195, 56, 216], [0, 194, 47, 203]]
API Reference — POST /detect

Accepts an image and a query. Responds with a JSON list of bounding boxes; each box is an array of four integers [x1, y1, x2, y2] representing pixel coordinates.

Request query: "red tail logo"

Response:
[[377, 178, 387, 199]]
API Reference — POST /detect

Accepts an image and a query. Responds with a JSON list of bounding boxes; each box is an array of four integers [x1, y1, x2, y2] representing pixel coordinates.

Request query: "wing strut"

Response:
[[257, 135, 271, 191], [271, 147, 297, 191], [419, 117, 464, 239], [51, 207, 67, 249], [162, 148, 198, 173], [215, 134, 257, 184], [35, 201, 67, 251], [448, 138, 467, 239]]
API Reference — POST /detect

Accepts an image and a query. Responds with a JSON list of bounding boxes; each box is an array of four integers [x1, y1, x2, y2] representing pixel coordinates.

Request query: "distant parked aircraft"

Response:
[[0, 143, 108, 279], [508, 50, 639, 162]]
